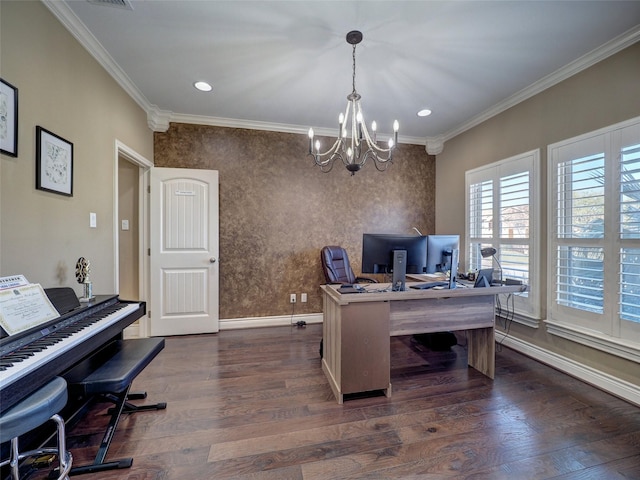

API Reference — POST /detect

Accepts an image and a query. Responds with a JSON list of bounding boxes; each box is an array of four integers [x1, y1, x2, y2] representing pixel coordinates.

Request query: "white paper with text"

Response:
[[0, 284, 60, 335]]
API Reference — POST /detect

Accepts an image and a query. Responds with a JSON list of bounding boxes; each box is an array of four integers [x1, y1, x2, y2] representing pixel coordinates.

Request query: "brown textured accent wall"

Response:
[[154, 123, 435, 319]]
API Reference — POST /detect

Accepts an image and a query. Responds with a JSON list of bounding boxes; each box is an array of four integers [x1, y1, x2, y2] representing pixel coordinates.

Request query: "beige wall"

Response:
[[0, 1, 153, 297], [154, 124, 435, 318], [435, 43, 640, 386], [117, 157, 139, 300]]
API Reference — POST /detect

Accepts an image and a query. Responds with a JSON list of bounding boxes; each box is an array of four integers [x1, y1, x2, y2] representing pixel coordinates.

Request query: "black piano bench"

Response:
[[63, 337, 166, 477], [0, 376, 73, 480]]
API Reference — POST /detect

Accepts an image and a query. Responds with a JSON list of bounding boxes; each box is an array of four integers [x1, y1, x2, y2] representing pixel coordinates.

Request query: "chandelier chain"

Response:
[[352, 44, 357, 95]]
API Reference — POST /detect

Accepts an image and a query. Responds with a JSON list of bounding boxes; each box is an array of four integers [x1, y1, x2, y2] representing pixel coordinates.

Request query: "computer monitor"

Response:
[[361, 233, 428, 276], [426, 235, 460, 273]]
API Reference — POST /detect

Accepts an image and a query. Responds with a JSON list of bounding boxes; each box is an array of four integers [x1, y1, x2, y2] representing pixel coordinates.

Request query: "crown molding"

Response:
[[169, 113, 425, 145], [42, 0, 153, 114], [439, 24, 640, 146], [170, 113, 316, 136], [425, 135, 444, 156], [147, 106, 172, 132], [42, 1, 640, 147]]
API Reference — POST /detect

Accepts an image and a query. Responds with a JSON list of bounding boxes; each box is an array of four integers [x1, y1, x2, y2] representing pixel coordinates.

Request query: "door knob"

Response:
[[210, 258, 217, 263]]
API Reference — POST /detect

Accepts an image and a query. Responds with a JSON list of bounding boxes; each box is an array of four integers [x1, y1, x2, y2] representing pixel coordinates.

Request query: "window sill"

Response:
[[496, 310, 540, 329]]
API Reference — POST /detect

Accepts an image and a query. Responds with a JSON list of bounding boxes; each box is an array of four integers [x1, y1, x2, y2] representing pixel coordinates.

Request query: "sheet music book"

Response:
[[0, 275, 29, 290], [0, 283, 60, 335]]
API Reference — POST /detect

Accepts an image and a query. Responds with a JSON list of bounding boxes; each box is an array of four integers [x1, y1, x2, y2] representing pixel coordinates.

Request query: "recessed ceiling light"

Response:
[[417, 109, 432, 117], [194, 81, 212, 92]]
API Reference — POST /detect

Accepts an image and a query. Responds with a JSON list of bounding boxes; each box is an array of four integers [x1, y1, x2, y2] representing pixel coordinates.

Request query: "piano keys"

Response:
[[0, 289, 145, 414]]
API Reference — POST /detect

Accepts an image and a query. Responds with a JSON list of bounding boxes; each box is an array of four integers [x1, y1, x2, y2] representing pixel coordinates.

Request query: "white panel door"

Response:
[[150, 167, 219, 336]]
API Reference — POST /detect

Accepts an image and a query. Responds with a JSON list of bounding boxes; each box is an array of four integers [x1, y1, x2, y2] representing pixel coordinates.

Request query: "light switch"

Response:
[[90, 212, 97, 228], [121, 219, 130, 231]]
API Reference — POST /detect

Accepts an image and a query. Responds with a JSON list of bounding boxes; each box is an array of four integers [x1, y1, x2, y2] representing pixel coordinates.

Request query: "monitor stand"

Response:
[[448, 249, 459, 289], [392, 250, 407, 291]]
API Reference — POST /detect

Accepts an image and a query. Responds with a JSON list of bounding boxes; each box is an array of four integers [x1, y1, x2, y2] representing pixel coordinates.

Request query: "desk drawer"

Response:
[[340, 302, 390, 395], [389, 294, 494, 336]]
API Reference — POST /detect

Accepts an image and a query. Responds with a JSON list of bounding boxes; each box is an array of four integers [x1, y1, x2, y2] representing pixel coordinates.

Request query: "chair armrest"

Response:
[[355, 276, 377, 283]]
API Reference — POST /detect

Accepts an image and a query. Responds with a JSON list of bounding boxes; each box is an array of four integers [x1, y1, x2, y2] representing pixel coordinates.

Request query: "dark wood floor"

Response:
[[30, 324, 640, 479]]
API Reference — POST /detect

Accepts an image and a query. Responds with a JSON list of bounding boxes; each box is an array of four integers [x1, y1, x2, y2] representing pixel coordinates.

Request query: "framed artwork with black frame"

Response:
[[0, 78, 18, 157], [36, 126, 73, 197]]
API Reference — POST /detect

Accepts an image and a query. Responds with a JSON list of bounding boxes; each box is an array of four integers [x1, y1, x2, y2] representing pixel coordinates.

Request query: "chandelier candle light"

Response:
[[307, 30, 399, 175]]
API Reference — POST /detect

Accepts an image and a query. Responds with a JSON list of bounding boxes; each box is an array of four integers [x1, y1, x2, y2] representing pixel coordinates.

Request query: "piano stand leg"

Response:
[[123, 400, 167, 412], [106, 392, 167, 415], [126, 391, 147, 400], [64, 458, 133, 476], [63, 386, 165, 477], [56, 338, 166, 477]]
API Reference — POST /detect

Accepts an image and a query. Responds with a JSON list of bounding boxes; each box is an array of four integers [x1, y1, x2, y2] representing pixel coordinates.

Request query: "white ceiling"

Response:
[[47, 0, 640, 149]]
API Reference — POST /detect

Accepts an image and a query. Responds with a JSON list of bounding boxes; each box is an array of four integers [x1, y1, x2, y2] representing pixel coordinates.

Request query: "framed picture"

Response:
[[36, 126, 73, 197], [0, 78, 18, 157]]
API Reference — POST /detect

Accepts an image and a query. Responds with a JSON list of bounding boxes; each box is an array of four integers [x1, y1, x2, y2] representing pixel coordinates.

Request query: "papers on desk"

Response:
[[0, 282, 60, 336]]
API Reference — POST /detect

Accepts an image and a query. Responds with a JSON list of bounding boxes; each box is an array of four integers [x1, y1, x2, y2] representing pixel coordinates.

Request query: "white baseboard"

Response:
[[500, 333, 640, 407], [123, 322, 140, 339], [220, 313, 323, 330]]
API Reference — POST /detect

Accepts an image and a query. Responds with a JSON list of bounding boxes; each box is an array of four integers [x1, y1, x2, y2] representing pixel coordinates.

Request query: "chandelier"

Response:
[[307, 30, 399, 176]]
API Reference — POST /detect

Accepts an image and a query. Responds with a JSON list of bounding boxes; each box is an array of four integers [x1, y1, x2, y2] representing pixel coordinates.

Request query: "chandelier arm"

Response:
[[310, 134, 348, 168], [358, 148, 393, 171], [311, 137, 342, 162], [359, 123, 395, 156], [343, 101, 351, 134], [319, 159, 335, 173], [352, 101, 359, 148], [311, 150, 347, 170], [354, 100, 363, 149], [373, 157, 392, 172], [362, 125, 395, 164], [328, 152, 347, 170]]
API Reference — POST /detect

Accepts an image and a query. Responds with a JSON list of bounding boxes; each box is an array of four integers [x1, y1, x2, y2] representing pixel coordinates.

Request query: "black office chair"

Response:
[[320, 246, 376, 285]]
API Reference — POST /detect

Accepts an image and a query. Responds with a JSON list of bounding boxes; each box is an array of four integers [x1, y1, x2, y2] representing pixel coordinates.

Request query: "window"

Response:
[[548, 117, 640, 347], [466, 150, 540, 319], [620, 142, 640, 325]]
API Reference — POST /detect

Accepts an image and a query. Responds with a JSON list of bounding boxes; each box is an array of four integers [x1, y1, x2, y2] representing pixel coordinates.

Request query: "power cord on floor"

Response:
[[289, 301, 306, 332]]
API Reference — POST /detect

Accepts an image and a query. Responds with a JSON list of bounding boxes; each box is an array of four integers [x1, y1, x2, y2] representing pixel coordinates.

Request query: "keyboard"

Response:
[[0, 303, 140, 388], [0, 297, 145, 413], [410, 281, 448, 290]]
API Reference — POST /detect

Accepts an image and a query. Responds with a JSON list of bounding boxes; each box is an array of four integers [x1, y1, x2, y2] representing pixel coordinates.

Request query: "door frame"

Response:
[[114, 140, 153, 337]]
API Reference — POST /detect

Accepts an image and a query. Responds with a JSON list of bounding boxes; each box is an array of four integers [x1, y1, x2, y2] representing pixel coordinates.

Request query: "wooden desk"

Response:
[[320, 282, 524, 403]]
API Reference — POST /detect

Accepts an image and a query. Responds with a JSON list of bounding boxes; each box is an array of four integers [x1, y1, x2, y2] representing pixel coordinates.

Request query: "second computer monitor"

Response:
[[426, 235, 460, 274], [361, 234, 428, 275]]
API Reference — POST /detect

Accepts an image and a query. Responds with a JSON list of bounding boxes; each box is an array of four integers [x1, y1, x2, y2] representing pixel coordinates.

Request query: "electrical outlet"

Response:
[[301, 293, 308, 303], [289, 293, 296, 303]]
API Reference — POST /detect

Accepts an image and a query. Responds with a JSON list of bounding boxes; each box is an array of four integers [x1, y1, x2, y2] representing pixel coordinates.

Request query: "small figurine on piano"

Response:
[[76, 257, 94, 302]]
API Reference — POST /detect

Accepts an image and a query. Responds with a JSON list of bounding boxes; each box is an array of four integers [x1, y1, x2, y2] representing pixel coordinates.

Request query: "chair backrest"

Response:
[[321, 246, 357, 284]]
